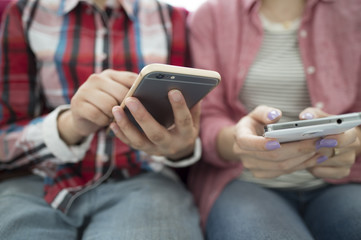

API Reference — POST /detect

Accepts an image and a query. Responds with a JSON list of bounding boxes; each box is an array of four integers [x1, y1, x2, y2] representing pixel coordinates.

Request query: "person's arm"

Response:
[[0, 3, 48, 170], [0, 3, 91, 171], [188, 3, 237, 168]]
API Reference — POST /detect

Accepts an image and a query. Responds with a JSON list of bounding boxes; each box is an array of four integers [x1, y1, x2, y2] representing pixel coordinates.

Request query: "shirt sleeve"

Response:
[[188, 5, 239, 168], [150, 137, 202, 168], [43, 105, 94, 163], [0, 4, 90, 170]]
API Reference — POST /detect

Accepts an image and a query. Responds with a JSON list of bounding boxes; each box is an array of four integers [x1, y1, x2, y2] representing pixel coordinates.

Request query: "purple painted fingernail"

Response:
[[268, 110, 280, 121], [318, 139, 338, 148], [317, 155, 328, 164], [265, 141, 281, 150], [301, 112, 314, 120]]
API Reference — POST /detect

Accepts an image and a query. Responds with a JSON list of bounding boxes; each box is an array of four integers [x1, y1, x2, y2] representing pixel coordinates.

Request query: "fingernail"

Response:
[[109, 123, 117, 135], [125, 99, 138, 112], [112, 107, 122, 122], [267, 110, 280, 121], [301, 112, 314, 120], [317, 139, 338, 149], [265, 140, 281, 150], [170, 90, 182, 102], [317, 155, 328, 164]]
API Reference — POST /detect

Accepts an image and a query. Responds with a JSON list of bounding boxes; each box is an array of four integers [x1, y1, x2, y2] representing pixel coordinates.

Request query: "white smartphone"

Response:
[[120, 63, 221, 129], [263, 112, 361, 143]]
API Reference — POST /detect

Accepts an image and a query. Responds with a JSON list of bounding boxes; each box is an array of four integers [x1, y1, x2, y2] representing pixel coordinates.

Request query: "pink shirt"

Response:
[[188, 0, 361, 228]]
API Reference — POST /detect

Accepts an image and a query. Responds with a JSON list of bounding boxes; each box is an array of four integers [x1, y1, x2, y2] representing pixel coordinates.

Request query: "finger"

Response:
[[236, 137, 318, 162], [79, 76, 126, 117], [112, 105, 156, 153], [242, 151, 316, 171], [299, 107, 331, 120], [317, 150, 356, 167], [250, 169, 286, 179], [83, 90, 120, 119], [168, 90, 195, 137], [309, 166, 351, 179], [248, 105, 282, 124], [234, 134, 280, 152], [123, 98, 172, 147], [315, 147, 334, 158], [315, 130, 357, 152], [97, 77, 132, 106], [102, 70, 138, 88], [76, 101, 112, 127], [234, 106, 282, 152], [109, 122, 130, 145], [251, 153, 322, 179], [235, 117, 281, 151], [322, 128, 358, 148]]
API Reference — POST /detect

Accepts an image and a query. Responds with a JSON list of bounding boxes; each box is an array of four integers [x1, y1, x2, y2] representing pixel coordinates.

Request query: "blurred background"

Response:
[[160, 0, 207, 11]]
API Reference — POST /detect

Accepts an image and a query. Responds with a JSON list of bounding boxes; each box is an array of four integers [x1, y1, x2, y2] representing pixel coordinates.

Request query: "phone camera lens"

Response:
[[156, 74, 165, 79], [337, 119, 342, 124]]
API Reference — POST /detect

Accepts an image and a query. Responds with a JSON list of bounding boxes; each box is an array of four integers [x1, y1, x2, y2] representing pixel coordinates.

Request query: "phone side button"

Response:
[[302, 130, 324, 137]]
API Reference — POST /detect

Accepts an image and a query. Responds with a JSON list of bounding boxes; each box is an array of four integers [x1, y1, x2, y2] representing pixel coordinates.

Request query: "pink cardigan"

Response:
[[188, 0, 361, 228]]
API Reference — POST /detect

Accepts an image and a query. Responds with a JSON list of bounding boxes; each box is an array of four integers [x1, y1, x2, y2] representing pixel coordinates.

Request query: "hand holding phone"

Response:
[[120, 63, 221, 129], [109, 64, 220, 160]]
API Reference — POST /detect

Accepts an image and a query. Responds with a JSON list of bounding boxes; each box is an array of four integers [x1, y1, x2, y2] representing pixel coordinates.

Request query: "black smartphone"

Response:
[[121, 63, 221, 129]]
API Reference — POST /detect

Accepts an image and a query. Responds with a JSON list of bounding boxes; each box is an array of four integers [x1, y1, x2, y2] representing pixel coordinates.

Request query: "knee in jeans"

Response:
[[142, 176, 191, 205]]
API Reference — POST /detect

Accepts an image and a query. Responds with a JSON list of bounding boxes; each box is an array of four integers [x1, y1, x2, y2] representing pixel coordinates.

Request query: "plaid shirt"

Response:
[[0, 0, 190, 212]]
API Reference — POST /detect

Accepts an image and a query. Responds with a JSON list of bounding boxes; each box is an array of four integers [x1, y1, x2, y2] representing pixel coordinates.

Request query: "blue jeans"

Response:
[[0, 173, 203, 240], [206, 180, 361, 240]]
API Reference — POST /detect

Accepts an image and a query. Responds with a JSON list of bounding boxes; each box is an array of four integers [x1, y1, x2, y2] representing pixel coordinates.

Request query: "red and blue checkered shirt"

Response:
[[0, 0, 190, 212]]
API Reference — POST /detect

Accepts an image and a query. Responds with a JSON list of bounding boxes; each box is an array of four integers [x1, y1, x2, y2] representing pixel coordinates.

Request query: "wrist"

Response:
[[167, 145, 195, 162], [217, 125, 238, 162], [57, 110, 85, 145], [151, 138, 202, 168]]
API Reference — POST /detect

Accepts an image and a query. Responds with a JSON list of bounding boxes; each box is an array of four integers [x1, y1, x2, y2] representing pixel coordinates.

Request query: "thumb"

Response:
[[249, 105, 282, 125], [299, 107, 332, 120]]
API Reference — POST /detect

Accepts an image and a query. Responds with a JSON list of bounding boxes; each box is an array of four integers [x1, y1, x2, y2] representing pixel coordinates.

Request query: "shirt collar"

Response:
[[44, 0, 138, 18], [243, 0, 335, 12]]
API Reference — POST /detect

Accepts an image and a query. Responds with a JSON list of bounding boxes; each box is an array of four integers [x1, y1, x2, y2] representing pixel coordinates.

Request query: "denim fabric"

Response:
[[0, 173, 203, 240], [206, 180, 361, 240]]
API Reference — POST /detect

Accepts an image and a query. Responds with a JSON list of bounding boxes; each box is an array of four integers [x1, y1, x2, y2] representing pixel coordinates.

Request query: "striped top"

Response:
[[239, 14, 310, 123], [239, 14, 325, 189], [0, 0, 191, 212]]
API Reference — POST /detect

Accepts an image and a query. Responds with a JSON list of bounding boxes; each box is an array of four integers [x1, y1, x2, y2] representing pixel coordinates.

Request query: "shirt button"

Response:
[[307, 66, 315, 75], [315, 102, 324, 109], [300, 30, 307, 38], [238, 67, 245, 78]]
